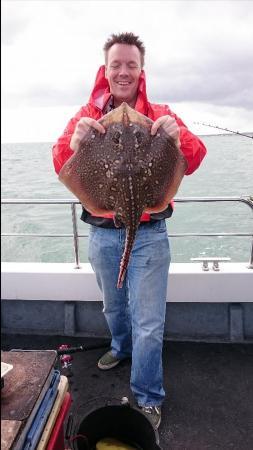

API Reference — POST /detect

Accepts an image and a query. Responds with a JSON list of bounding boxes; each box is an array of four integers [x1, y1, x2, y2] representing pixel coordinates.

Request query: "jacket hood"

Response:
[[88, 65, 149, 115]]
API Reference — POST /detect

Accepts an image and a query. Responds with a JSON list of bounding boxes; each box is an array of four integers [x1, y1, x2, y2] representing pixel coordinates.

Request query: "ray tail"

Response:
[[117, 224, 139, 289]]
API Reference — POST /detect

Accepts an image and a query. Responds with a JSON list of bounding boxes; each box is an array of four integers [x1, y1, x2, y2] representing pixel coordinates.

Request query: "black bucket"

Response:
[[73, 401, 161, 450]]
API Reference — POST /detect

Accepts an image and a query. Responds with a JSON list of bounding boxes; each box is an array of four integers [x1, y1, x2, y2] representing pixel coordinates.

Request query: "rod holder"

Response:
[[191, 257, 231, 271]]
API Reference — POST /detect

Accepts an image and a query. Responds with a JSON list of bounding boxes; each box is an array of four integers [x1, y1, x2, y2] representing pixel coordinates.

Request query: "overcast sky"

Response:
[[2, 0, 253, 143]]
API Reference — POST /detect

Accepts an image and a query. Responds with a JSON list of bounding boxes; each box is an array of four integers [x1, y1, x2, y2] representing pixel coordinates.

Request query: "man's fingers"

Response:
[[163, 123, 179, 135], [70, 117, 105, 151], [150, 117, 165, 136], [169, 128, 179, 140], [78, 118, 105, 134], [150, 116, 180, 148], [86, 118, 105, 134], [92, 122, 106, 134], [150, 123, 158, 136]]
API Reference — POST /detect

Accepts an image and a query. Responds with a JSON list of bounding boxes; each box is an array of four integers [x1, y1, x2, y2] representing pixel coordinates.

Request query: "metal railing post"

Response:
[[249, 238, 253, 269], [71, 203, 81, 269]]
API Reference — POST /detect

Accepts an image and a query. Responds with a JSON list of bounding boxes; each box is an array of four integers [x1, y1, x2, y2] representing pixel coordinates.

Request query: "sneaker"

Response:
[[97, 351, 121, 370], [141, 406, 161, 429]]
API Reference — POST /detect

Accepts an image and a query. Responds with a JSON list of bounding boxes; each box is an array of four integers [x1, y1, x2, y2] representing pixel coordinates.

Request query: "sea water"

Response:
[[1, 134, 253, 264]]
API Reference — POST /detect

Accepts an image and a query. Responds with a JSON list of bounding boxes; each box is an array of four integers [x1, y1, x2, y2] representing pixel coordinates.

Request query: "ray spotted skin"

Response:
[[59, 102, 187, 288]]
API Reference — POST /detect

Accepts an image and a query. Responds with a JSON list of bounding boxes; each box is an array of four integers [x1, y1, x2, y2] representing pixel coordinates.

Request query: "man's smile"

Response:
[[116, 81, 131, 85]]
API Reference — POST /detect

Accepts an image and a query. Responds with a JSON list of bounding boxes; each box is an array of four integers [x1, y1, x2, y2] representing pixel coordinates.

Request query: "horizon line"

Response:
[[2, 131, 253, 145]]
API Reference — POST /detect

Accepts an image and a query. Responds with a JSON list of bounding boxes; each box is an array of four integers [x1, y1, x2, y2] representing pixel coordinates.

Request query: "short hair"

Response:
[[103, 32, 145, 67]]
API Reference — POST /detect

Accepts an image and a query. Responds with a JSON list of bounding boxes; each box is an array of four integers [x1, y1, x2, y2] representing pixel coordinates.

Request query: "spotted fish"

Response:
[[59, 102, 187, 288]]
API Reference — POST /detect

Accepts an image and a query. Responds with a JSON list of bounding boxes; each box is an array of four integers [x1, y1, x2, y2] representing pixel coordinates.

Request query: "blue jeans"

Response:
[[88, 219, 170, 406]]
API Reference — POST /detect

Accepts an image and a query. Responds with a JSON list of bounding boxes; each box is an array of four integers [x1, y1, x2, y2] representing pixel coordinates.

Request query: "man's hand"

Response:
[[70, 118, 105, 152], [151, 115, 180, 148]]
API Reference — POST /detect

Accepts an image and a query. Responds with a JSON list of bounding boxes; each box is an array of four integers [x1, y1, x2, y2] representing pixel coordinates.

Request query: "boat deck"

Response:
[[2, 334, 253, 450]]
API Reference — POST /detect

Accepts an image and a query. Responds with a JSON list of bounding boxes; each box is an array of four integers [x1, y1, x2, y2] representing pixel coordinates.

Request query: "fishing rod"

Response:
[[194, 121, 253, 139]]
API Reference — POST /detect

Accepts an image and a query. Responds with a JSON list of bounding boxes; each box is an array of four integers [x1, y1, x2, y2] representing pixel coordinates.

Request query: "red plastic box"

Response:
[[47, 391, 72, 450]]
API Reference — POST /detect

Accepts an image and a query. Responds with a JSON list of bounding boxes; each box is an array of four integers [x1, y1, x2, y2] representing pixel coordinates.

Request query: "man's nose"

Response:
[[118, 64, 129, 76]]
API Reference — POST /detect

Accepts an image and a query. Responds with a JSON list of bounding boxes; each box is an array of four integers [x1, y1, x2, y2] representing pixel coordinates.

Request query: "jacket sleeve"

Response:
[[52, 105, 92, 175], [166, 107, 207, 175]]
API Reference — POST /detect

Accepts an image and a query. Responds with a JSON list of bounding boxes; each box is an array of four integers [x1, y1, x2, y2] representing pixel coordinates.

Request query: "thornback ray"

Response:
[[59, 102, 187, 288]]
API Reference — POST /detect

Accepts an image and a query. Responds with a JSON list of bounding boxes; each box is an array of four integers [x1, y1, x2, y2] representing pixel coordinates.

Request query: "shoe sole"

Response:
[[155, 416, 161, 429], [144, 414, 161, 429], [140, 408, 161, 429]]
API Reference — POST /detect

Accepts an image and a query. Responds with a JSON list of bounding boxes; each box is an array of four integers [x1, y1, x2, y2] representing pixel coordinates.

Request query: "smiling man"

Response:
[[52, 32, 207, 429], [104, 41, 142, 108]]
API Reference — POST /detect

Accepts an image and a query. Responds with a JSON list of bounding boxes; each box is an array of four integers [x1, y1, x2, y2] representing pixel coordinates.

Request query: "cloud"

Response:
[[2, 81, 89, 108], [1, 2, 32, 45], [2, 0, 253, 142], [3, 45, 253, 110], [147, 46, 253, 109]]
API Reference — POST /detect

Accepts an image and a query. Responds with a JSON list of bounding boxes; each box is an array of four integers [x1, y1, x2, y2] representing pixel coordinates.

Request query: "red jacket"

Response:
[[52, 66, 207, 223]]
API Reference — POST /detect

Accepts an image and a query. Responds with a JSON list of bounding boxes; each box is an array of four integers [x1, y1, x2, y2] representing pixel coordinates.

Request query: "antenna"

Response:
[[194, 122, 253, 139]]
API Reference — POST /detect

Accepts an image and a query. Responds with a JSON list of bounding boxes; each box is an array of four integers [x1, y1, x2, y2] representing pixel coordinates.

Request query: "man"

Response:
[[52, 32, 207, 429]]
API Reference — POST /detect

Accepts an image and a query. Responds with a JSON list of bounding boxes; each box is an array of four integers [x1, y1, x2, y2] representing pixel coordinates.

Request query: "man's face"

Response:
[[105, 43, 142, 108]]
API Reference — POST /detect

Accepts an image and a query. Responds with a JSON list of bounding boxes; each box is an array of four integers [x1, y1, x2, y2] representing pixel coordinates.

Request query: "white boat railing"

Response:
[[1, 196, 253, 269]]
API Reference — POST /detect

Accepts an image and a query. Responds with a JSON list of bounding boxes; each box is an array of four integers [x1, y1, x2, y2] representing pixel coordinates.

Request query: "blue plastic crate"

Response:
[[22, 370, 61, 450]]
